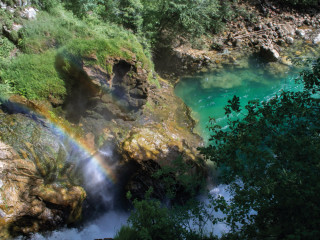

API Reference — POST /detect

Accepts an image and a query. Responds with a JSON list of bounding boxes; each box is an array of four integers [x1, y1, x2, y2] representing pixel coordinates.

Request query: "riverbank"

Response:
[[155, 0, 320, 81]]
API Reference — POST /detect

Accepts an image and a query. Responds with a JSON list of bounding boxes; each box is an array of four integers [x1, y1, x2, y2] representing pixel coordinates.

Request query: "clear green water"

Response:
[[175, 59, 302, 142]]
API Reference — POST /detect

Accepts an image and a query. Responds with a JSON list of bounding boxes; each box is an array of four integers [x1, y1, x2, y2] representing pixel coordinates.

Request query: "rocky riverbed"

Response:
[[155, 0, 320, 80]]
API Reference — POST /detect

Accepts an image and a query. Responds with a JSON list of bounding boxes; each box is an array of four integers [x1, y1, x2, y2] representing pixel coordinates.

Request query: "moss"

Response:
[[148, 72, 161, 88], [19, 8, 153, 71], [0, 50, 67, 101], [59, 37, 152, 72]]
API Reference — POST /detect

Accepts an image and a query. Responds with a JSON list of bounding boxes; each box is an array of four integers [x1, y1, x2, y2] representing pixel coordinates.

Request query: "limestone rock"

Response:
[[57, 53, 149, 114], [21, 7, 37, 20], [313, 33, 320, 44], [260, 45, 280, 62], [0, 2, 6, 9], [286, 36, 294, 44], [296, 29, 305, 37], [12, 23, 22, 31], [0, 113, 86, 238], [281, 23, 295, 36], [0, 141, 86, 238]]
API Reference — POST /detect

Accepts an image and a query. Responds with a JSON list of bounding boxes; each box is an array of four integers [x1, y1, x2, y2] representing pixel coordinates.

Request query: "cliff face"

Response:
[[0, 48, 204, 236], [57, 51, 204, 199]]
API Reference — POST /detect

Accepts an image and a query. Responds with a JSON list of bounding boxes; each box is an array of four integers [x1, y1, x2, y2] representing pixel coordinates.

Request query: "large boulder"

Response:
[[313, 33, 320, 44], [57, 53, 149, 114], [20, 7, 37, 20], [260, 44, 280, 62]]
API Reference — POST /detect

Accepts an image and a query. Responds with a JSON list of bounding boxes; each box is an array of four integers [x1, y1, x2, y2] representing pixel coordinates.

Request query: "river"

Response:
[[175, 56, 301, 141]]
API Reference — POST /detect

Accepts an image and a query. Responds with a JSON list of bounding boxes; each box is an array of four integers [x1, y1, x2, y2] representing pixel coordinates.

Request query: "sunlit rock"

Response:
[[313, 33, 320, 44], [0, 113, 86, 238], [260, 44, 280, 62], [21, 7, 37, 20]]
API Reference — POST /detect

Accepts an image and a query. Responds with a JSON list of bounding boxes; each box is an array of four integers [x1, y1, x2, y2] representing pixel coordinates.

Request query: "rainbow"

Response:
[[0, 97, 117, 183]]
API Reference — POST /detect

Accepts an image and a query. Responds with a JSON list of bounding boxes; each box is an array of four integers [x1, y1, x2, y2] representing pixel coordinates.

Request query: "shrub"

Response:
[[0, 37, 15, 59]]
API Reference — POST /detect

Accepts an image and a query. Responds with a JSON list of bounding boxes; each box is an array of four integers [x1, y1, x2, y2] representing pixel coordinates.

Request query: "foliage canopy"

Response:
[[199, 58, 320, 239]]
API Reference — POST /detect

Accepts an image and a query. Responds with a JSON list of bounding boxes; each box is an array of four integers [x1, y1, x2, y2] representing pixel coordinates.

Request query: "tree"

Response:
[[140, 0, 222, 45], [200, 58, 320, 239], [100, 0, 223, 46]]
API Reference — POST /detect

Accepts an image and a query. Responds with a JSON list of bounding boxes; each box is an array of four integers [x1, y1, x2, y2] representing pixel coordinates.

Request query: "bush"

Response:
[[0, 37, 15, 59], [115, 190, 185, 240], [199, 58, 320, 239], [100, 0, 227, 46]]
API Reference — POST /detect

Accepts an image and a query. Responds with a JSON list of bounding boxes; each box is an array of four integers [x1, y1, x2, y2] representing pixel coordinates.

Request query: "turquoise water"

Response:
[[175, 59, 302, 142]]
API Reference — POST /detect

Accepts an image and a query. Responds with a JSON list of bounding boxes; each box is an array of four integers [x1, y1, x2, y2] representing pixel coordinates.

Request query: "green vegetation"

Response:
[[0, 37, 15, 59], [115, 189, 218, 240], [0, 2, 155, 101], [0, 50, 67, 101], [61, 0, 233, 46], [18, 9, 88, 53], [60, 36, 152, 73], [152, 156, 205, 201]]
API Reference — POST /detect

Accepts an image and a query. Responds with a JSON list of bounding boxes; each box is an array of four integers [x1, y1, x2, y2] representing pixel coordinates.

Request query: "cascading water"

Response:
[[16, 140, 129, 240]]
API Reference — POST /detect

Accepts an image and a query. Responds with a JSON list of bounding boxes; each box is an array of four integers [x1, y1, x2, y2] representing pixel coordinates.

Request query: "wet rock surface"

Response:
[[0, 139, 86, 238], [260, 44, 280, 62], [56, 54, 149, 124], [0, 49, 204, 232]]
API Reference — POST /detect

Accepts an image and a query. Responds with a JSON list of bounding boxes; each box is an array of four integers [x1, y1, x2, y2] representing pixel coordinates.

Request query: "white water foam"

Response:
[[25, 211, 129, 240]]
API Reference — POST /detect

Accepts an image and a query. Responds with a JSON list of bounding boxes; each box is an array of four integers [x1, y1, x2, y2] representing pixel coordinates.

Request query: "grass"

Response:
[[19, 7, 153, 70], [0, 50, 67, 101], [18, 9, 88, 53], [0, 37, 15, 58], [0, 4, 156, 102], [0, 37, 15, 98], [59, 37, 152, 74]]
